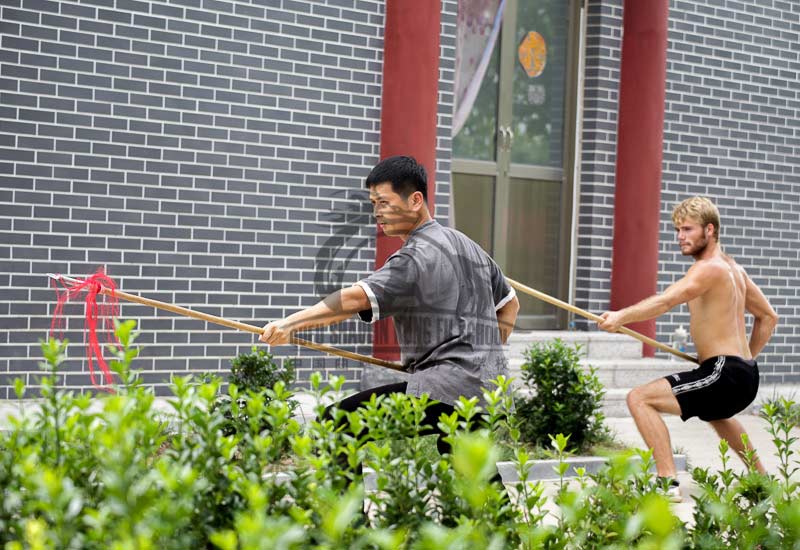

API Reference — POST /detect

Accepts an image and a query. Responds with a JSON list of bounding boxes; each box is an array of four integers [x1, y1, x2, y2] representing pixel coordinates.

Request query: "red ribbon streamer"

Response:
[[50, 268, 120, 388]]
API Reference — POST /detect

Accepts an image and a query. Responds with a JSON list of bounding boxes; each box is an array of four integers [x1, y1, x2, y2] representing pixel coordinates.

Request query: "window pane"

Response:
[[504, 178, 561, 318], [453, 40, 500, 162], [452, 173, 495, 254], [511, 1, 568, 167]]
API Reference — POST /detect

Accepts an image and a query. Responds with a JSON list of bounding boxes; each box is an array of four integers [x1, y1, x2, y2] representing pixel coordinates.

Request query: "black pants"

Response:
[[320, 382, 508, 524], [321, 382, 487, 473]]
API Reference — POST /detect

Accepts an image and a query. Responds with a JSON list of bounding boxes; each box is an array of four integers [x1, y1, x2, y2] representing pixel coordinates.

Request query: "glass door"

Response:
[[452, 0, 581, 330]]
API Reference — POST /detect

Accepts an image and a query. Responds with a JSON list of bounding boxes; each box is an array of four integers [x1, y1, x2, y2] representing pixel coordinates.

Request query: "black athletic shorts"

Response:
[[665, 355, 759, 422]]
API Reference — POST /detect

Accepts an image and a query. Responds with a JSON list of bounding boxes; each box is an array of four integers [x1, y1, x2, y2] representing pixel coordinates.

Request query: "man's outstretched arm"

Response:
[[743, 273, 778, 357], [597, 263, 717, 332], [260, 285, 370, 346]]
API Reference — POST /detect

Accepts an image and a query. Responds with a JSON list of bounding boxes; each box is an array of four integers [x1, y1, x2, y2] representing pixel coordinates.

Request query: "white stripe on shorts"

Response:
[[672, 356, 726, 396]]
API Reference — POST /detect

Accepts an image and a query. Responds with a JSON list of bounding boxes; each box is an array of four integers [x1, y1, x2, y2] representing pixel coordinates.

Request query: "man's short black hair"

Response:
[[365, 155, 428, 201]]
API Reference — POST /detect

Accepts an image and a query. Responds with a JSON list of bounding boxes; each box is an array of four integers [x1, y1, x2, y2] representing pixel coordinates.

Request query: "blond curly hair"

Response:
[[672, 196, 720, 240]]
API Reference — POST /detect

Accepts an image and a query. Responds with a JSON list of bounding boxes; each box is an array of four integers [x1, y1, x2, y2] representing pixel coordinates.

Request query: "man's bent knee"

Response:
[[626, 384, 655, 409], [627, 379, 681, 416], [626, 387, 644, 412]]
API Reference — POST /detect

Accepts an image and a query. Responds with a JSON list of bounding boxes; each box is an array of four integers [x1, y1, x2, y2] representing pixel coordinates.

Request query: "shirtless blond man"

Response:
[[597, 196, 778, 497]]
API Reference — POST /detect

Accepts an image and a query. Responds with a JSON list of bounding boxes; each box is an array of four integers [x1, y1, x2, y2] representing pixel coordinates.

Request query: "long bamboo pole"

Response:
[[49, 274, 406, 372], [505, 277, 698, 364]]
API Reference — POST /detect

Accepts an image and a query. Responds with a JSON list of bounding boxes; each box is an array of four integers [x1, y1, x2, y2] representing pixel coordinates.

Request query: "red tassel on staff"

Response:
[[47, 270, 406, 379], [50, 267, 120, 388]]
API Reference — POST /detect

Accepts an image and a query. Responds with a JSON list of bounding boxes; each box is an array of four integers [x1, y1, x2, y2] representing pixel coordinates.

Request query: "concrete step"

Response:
[[515, 386, 634, 418], [601, 388, 635, 417], [588, 358, 689, 388], [515, 388, 631, 418], [507, 331, 643, 361], [508, 357, 690, 390]]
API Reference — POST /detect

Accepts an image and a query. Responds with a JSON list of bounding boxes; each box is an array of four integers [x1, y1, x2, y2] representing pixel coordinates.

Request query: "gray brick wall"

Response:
[[575, 0, 799, 382], [657, 0, 800, 382], [573, 0, 622, 329], [437, 0, 455, 221], [0, 0, 455, 399]]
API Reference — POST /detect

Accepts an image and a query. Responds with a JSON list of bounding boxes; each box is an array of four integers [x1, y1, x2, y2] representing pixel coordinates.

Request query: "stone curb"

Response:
[[266, 454, 688, 491], [496, 453, 687, 483]]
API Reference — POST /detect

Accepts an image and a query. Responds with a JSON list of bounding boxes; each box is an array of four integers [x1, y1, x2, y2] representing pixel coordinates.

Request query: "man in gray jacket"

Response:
[[260, 155, 519, 457]]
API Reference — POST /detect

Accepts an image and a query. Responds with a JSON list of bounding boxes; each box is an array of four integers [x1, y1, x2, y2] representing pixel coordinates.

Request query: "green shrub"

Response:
[[2, 323, 800, 549], [688, 403, 800, 550], [0, 324, 522, 548], [514, 338, 606, 452], [229, 346, 295, 393], [209, 346, 297, 437], [762, 395, 800, 428]]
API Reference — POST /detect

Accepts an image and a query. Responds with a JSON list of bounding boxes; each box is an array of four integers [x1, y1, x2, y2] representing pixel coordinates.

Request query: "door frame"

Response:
[[451, 0, 584, 330]]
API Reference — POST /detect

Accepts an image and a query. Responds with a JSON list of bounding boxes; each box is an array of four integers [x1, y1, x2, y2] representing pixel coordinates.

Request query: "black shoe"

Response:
[[656, 476, 682, 502]]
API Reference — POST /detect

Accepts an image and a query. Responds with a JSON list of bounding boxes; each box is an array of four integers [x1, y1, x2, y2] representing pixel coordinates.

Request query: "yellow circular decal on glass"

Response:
[[518, 31, 547, 78]]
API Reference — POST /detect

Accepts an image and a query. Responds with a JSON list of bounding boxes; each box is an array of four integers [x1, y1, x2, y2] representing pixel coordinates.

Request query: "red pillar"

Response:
[[610, 0, 669, 357], [372, 0, 441, 360]]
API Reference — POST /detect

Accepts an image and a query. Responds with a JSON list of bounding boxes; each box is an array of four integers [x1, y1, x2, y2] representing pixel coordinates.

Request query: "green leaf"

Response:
[[210, 530, 238, 550]]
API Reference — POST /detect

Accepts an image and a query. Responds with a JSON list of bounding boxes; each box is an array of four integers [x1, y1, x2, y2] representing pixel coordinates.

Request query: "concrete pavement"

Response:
[[606, 413, 793, 476]]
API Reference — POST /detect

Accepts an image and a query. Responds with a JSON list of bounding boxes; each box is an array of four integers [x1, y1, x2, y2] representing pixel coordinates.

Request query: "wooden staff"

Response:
[[49, 274, 406, 372], [505, 277, 698, 364]]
